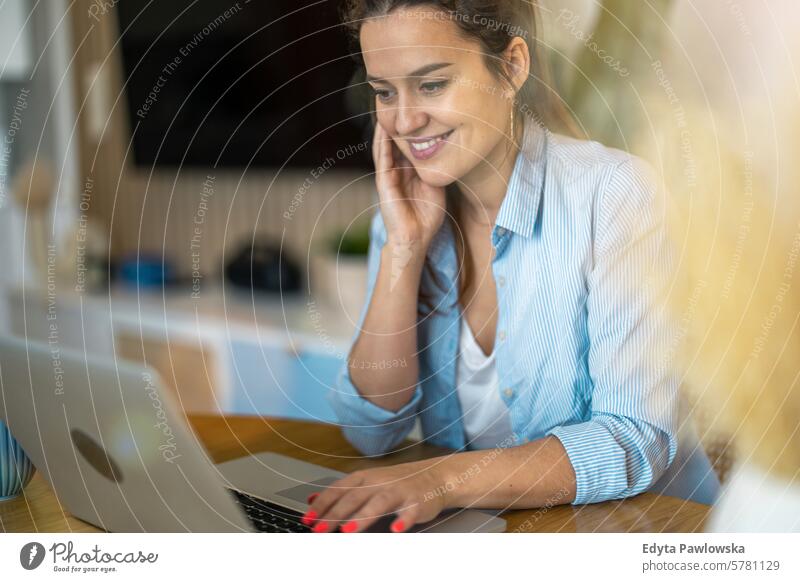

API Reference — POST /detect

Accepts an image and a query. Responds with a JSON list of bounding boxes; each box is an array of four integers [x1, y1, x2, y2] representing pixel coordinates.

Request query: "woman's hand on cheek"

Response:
[[302, 460, 449, 533], [372, 122, 446, 248]]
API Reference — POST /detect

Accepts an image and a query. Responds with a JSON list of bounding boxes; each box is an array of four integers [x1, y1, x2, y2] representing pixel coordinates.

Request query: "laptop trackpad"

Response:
[[274, 476, 339, 503]]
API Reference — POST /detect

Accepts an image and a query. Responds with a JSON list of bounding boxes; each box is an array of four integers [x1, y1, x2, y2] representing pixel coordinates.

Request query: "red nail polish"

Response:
[[301, 510, 318, 526], [313, 521, 329, 533], [340, 520, 358, 533], [390, 519, 405, 533], [307, 492, 319, 504]]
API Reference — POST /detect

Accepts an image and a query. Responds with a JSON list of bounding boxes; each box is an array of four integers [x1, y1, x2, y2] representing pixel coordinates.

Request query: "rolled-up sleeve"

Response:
[[326, 210, 422, 456], [546, 157, 679, 505]]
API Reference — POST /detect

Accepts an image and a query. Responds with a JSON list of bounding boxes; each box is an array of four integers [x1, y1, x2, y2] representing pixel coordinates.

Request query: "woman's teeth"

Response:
[[411, 132, 450, 151]]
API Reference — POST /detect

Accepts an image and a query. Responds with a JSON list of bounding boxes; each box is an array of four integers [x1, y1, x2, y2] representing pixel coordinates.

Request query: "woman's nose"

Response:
[[393, 96, 428, 136]]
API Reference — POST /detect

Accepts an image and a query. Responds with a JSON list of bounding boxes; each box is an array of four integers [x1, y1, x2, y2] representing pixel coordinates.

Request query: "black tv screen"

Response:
[[116, 0, 370, 168]]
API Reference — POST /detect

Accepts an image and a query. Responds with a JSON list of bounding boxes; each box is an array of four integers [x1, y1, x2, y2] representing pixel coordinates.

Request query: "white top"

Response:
[[455, 317, 514, 450]]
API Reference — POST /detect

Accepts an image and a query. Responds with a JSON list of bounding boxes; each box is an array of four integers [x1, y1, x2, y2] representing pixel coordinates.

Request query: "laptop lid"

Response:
[[0, 334, 252, 532]]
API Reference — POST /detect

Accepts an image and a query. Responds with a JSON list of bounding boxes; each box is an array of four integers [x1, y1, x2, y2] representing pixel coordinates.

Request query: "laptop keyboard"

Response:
[[228, 488, 314, 533]]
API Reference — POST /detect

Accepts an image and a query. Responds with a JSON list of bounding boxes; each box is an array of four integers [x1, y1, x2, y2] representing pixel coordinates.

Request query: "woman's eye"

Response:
[[372, 88, 395, 103], [420, 80, 448, 95]]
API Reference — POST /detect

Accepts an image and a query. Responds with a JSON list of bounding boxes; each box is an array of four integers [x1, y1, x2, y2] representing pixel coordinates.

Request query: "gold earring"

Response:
[[509, 105, 516, 145]]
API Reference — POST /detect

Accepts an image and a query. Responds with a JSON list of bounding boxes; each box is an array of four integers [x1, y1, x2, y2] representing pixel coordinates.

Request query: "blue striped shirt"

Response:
[[329, 118, 687, 505]]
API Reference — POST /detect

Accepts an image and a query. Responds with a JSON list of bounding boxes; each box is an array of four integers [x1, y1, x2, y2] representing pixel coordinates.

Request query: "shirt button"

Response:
[[503, 387, 514, 399], [498, 330, 506, 341], [497, 276, 506, 288], [496, 227, 507, 237]]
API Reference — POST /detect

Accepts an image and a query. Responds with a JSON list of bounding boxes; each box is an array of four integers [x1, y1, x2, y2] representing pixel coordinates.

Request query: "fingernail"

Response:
[[313, 521, 329, 533], [307, 492, 319, 504], [301, 510, 318, 526], [390, 519, 405, 533], [340, 520, 358, 533]]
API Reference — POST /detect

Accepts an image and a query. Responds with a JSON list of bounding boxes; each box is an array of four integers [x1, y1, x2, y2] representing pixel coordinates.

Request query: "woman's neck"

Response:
[[456, 137, 521, 227]]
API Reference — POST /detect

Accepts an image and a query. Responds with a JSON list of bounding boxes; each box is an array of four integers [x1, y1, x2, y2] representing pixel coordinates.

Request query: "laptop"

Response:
[[0, 335, 506, 533]]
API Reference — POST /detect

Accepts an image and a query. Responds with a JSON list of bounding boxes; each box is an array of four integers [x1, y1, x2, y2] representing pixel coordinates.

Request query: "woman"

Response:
[[305, 0, 715, 533]]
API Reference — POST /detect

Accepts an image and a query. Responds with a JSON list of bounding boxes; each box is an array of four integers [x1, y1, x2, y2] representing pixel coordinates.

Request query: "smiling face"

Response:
[[361, 8, 520, 187]]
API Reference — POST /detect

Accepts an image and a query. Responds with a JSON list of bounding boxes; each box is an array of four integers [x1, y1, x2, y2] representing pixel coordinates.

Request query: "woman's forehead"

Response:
[[360, 11, 481, 77]]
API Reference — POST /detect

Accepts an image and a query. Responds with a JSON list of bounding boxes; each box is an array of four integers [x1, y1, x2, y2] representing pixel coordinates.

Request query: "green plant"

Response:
[[328, 219, 371, 256]]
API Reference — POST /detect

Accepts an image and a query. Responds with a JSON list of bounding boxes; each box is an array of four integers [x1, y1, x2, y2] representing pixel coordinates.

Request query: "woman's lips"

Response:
[[406, 129, 454, 161]]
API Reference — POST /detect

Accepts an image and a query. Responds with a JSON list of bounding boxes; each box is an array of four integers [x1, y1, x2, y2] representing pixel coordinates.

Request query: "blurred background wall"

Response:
[[2, 1, 798, 518]]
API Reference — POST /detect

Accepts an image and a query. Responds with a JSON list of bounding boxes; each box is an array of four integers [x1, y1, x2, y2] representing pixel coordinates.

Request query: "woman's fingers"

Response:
[[373, 124, 390, 177], [389, 500, 422, 533], [313, 488, 373, 532], [392, 139, 410, 168], [371, 121, 381, 167], [375, 124, 402, 203], [303, 473, 363, 530], [310, 486, 422, 533], [301, 461, 446, 533], [341, 490, 403, 533]]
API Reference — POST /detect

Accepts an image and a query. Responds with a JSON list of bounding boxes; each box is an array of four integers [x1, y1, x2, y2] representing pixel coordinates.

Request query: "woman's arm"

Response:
[[346, 239, 427, 412], [326, 214, 428, 455], [326, 123, 446, 455], [303, 436, 576, 533], [436, 436, 577, 509], [433, 436, 577, 510], [346, 122, 447, 412], [546, 157, 678, 504]]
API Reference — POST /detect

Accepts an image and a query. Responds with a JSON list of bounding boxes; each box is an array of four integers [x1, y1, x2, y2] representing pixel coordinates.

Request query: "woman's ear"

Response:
[[503, 36, 531, 92]]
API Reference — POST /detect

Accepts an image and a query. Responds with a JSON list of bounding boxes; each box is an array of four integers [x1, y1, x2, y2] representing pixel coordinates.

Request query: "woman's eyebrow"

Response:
[[366, 62, 454, 83]]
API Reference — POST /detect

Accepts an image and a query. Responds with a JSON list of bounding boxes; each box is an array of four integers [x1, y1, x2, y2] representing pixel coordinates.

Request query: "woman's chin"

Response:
[[413, 164, 460, 189]]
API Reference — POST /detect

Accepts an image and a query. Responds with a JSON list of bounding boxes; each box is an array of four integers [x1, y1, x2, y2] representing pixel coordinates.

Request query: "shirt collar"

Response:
[[494, 116, 548, 239], [426, 216, 457, 279]]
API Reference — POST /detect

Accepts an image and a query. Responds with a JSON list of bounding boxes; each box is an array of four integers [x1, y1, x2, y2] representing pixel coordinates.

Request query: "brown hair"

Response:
[[341, 0, 579, 314]]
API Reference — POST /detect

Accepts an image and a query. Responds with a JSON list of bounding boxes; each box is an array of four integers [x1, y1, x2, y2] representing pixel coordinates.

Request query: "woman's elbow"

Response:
[[625, 426, 676, 497], [339, 426, 402, 457]]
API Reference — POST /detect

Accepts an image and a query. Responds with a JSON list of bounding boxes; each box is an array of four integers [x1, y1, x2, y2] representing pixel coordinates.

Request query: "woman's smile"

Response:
[[406, 129, 455, 160]]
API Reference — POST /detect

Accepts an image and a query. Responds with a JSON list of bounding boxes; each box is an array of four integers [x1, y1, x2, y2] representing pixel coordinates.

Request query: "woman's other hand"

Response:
[[302, 458, 449, 533]]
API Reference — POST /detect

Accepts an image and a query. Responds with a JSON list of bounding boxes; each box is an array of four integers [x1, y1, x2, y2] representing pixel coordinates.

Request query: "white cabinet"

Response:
[[5, 286, 354, 420]]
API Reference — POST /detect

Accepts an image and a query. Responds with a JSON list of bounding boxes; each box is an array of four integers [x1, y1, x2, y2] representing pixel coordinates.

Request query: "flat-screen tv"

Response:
[[116, 0, 371, 169]]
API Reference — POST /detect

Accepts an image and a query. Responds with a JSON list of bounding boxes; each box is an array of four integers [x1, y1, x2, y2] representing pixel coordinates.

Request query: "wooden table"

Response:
[[0, 415, 710, 533]]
